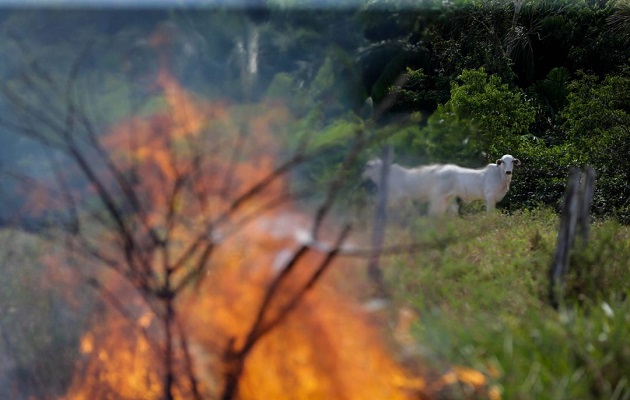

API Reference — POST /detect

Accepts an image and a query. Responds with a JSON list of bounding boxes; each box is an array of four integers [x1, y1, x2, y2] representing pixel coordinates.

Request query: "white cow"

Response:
[[428, 154, 521, 214], [362, 158, 442, 207], [362, 154, 520, 215]]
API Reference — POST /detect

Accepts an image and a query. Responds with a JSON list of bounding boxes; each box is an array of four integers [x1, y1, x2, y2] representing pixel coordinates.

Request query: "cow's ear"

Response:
[[496, 159, 502, 165], [514, 158, 521, 166]]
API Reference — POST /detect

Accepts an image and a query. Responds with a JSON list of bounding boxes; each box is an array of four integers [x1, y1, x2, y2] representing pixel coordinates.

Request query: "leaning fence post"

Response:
[[549, 167, 596, 309], [367, 145, 392, 298], [577, 167, 596, 244]]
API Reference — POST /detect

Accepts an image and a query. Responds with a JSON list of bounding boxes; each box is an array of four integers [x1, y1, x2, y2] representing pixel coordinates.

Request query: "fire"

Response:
[[59, 67, 430, 399], [57, 36, 496, 400], [69, 318, 164, 400], [64, 209, 431, 399], [181, 210, 429, 400]]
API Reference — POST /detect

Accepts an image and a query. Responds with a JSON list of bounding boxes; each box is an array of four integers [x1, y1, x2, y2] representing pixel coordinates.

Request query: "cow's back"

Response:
[[397, 164, 440, 201], [433, 165, 483, 202]]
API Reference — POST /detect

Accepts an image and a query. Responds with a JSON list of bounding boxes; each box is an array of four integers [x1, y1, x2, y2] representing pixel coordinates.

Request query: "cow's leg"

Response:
[[447, 197, 461, 216], [485, 197, 496, 212], [428, 196, 449, 215]]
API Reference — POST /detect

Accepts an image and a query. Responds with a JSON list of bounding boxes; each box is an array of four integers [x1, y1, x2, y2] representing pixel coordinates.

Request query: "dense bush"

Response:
[[561, 70, 630, 221], [397, 68, 536, 166]]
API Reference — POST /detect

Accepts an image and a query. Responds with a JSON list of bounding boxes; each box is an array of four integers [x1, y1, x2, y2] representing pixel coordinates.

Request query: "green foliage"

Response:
[[448, 68, 536, 153], [349, 1, 628, 222], [265, 72, 295, 99], [384, 210, 630, 400], [566, 219, 630, 303], [387, 67, 451, 113], [386, 210, 557, 314], [607, 0, 630, 46], [415, 300, 630, 400], [272, 44, 371, 203], [405, 68, 536, 165], [370, 53, 413, 104], [502, 137, 576, 211], [288, 114, 366, 204], [531, 67, 571, 126], [561, 69, 630, 221], [426, 1, 515, 83], [414, 102, 478, 164]]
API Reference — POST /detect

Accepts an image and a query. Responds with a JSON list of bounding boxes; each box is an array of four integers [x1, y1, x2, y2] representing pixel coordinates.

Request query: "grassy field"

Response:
[[376, 208, 630, 400]]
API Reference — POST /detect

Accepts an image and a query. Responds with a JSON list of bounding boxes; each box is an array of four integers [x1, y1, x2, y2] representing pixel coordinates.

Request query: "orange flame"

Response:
[[59, 65, 430, 399], [59, 38, 496, 400], [182, 210, 429, 400]]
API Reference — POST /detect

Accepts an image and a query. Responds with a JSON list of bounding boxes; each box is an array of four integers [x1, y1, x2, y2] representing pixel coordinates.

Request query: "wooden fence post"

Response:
[[549, 167, 596, 309], [367, 145, 392, 298]]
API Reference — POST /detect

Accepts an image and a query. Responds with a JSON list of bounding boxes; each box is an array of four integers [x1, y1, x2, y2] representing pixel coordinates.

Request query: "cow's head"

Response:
[[496, 154, 521, 176], [362, 158, 383, 182]]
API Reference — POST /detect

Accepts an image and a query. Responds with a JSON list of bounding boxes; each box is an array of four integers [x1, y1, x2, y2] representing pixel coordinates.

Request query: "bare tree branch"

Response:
[[176, 318, 203, 400], [221, 223, 352, 400], [1, 28, 420, 399]]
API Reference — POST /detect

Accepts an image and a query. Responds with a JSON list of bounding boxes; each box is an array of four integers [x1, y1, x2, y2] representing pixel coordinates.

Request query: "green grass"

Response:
[[380, 209, 630, 400]]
